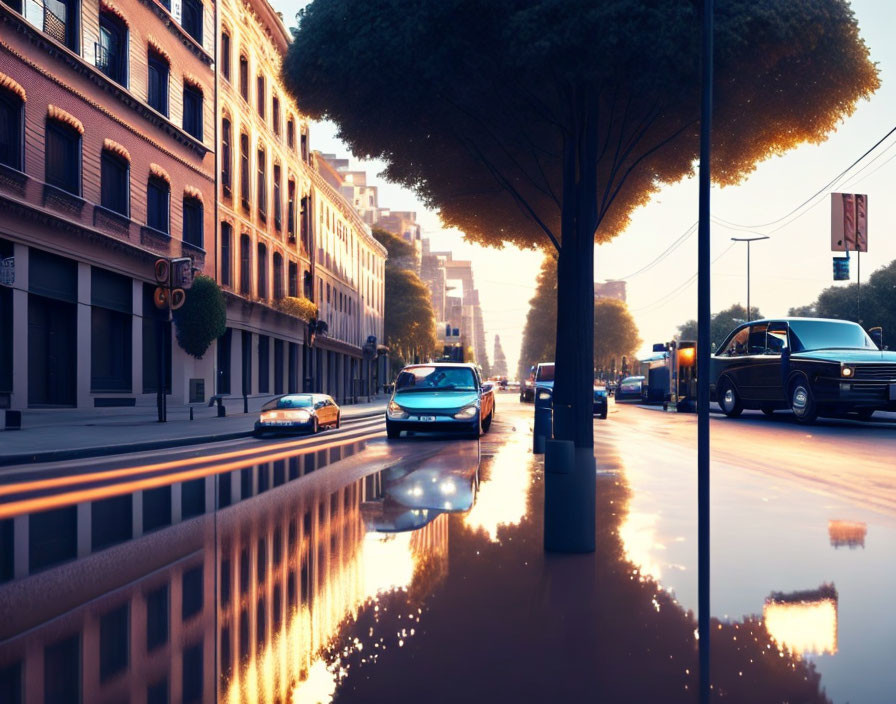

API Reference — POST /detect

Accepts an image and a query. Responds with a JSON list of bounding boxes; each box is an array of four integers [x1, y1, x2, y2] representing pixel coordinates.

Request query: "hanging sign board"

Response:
[[831, 193, 868, 252]]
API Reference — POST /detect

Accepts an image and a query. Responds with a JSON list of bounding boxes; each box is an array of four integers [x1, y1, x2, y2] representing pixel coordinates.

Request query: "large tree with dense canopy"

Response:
[[283, 0, 878, 546]]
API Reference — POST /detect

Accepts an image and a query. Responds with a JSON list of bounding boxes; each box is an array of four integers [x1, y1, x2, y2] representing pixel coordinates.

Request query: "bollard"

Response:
[[217, 401, 226, 417], [532, 385, 553, 454], [189, 406, 194, 421], [5, 410, 21, 430]]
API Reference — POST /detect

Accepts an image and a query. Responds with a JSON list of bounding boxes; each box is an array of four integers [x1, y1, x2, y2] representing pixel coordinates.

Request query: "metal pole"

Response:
[[857, 250, 861, 324], [697, 0, 713, 701], [746, 241, 750, 321]]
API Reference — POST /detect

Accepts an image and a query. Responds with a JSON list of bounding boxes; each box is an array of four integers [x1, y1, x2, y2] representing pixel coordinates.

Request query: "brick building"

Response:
[[0, 0, 216, 409]]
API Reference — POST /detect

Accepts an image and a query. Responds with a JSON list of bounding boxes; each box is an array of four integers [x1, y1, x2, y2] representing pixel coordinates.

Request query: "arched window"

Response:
[[220, 222, 232, 287], [256, 74, 265, 118], [220, 30, 231, 81], [97, 10, 128, 86], [272, 164, 281, 231], [146, 175, 169, 234], [100, 148, 129, 215], [221, 117, 232, 193], [0, 85, 24, 170], [147, 50, 169, 116], [239, 132, 249, 207], [239, 54, 249, 101], [183, 82, 203, 140], [46, 116, 82, 195], [286, 117, 294, 149], [256, 146, 266, 220], [182, 194, 203, 248]]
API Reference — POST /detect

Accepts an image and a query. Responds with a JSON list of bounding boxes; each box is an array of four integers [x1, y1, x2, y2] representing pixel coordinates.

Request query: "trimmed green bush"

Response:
[[277, 296, 318, 322], [173, 274, 226, 359]]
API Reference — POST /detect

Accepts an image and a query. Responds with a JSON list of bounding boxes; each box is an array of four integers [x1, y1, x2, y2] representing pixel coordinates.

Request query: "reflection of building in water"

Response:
[[0, 441, 371, 704], [763, 584, 838, 656], [828, 520, 867, 549]]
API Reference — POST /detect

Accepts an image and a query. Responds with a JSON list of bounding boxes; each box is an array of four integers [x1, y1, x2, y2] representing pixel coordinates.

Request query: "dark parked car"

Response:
[[615, 376, 645, 401], [593, 384, 608, 419], [711, 318, 896, 423]]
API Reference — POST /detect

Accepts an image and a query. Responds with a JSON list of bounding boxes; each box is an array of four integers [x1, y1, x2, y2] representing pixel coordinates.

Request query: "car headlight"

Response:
[[387, 400, 409, 419], [841, 366, 854, 378], [453, 404, 479, 420], [537, 389, 552, 401]]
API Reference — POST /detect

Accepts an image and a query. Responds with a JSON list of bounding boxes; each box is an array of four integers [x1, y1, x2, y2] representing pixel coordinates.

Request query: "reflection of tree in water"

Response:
[[324, 460, 832, 703]]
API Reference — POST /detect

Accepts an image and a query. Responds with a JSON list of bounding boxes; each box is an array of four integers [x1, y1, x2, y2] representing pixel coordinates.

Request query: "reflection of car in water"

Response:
[[386, 363, 495, 439], [361, 444, 480, 532], [615, 376, 645, 401], [254, 393, 340, 436], [711, 318, 896, 423]]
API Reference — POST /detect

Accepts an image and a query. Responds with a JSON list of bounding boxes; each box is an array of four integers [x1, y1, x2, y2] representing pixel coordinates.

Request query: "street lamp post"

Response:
[[731, 236, 770, 321]]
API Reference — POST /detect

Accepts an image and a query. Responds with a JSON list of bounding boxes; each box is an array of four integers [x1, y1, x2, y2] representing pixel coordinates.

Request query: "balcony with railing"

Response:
[[95, 43, 125, 86]]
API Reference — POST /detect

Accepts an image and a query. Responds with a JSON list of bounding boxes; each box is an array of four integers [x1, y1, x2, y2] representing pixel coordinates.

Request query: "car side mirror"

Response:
[[481, 382, 493, 393]]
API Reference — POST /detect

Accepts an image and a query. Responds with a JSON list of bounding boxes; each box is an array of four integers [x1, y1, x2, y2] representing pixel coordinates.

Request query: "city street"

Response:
[[1, 393, 893, 702]]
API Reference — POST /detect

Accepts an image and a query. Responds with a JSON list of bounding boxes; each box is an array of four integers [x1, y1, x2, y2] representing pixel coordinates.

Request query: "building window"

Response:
[[183, 195, 203, 248], [221, 117, 232, 193], [91, 267, 132, 392], [146, 585, 168, 650], [39, 0, 79, 51], [256, 148, 266, 220], [239, 54, 248, 101], [287, 181, 296, 237], [272, 96, 280, 135], [220, 222, 232, 286], [183, 83, 203, 140], [181, 0, 202, 45], [147, 51, 169, 116], [273, 164, 281, 231], [220, 30, 231, 81], [45, 119, 81, 195], [286, 117, 294, 149], [256, 242, 267, 298], [0, 90, 23, 170], [99, 603, 129, 681], [100, 150, 129, 216], [300, 131, 308, 162], [239, 234, 250, 295], [96, 11, 127, 86], [256, 75, 265, 118], [239, 133, 249, 207], [273, 252, 283, 299], [288, 261, 298, 297], [147, 176, 169, 234]]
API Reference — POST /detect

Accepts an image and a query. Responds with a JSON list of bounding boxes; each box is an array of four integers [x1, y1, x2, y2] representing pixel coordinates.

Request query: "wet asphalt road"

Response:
[[1, 393, 893, 703]]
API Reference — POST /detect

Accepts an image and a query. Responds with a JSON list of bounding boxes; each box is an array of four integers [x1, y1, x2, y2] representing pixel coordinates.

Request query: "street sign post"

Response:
[[831, 193, 868, 320], [151, 256, 193, 421]]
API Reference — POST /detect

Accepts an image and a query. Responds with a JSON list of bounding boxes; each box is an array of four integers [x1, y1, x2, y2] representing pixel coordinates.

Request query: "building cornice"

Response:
[[0, 11, 212, 161]]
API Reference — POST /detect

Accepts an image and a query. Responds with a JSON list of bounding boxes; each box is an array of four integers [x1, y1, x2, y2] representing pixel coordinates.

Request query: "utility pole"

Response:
[[697, 1, 713, 702], [731, 236, 769, 321]]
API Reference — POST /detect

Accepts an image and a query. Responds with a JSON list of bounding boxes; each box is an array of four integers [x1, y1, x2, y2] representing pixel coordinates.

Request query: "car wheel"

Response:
[[717, 379, 743, 418], [335, 413, 341, 429], [312, 418, 319, 434], [482, 411, 492, 432], [599, 411, 607, 420], [386, 422, 401, 439], [789, 378, 818, 424], [760, 406, 775, 417]]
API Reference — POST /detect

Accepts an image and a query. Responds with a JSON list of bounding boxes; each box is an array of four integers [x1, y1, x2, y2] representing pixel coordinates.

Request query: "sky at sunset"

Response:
[[273, 0, 896, 376]]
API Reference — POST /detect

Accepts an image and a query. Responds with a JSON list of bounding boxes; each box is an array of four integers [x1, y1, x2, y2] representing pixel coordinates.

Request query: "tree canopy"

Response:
[[787, 258, 896, 343], [372, 228, 438, 371], [594, 299, 641, 375], [172, 275, 226, 359], [284, 0, 877, 249], [676, 303, 762, 351]]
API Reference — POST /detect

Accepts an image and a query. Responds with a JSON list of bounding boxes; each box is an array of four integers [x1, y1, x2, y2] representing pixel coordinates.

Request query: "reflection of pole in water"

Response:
[[763, 584, 838, 656], [828, 520, 867, 549]]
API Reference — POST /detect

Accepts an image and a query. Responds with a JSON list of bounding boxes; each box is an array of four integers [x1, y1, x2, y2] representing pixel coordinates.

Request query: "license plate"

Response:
[[415, 415, 437, 422], [890, 383, 896, 401]]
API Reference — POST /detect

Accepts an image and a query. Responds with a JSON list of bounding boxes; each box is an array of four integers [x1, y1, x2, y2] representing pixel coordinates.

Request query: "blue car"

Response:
[[386, 363, 495, 440]]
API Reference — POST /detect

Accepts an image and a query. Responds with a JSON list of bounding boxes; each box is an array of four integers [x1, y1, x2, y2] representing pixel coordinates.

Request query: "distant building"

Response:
[[595, 280, 627, 303]]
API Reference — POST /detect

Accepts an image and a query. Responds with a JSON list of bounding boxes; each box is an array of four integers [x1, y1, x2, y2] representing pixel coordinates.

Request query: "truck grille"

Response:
[[853, 364, 896, 380]]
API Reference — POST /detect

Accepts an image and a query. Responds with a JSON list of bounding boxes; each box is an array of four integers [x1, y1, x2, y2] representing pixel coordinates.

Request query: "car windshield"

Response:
[[536, 364, 555, 382], [261, 395, 314, 411], [788, 320, 878, 352], [395, 366, 478, 392]]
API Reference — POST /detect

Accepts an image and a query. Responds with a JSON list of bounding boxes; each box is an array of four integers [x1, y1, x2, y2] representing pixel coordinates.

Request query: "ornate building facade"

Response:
[[0, 0, 216, 409], [215, 0, 386, 405]]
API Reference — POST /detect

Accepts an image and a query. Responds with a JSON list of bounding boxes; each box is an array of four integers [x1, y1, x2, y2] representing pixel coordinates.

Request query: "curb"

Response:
[[0, 408, 386, 468]]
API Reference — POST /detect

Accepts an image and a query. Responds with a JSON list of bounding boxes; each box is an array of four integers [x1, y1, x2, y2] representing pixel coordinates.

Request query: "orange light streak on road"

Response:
[[0, 431, 382, 521], [0, 422, 382, 499]]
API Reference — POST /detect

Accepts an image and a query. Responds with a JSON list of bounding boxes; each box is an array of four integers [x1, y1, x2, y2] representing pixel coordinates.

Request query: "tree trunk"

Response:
[[544, 106, 598, 553]]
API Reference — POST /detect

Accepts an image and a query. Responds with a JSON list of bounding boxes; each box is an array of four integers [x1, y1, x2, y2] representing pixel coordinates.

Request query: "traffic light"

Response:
[[833, 256, 850, 281]]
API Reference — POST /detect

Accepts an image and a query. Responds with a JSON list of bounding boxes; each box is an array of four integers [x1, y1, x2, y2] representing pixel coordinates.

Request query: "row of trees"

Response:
[[675, 258, 896, 351], [519, 256, 641, 379], [371, 228, 439, 375]]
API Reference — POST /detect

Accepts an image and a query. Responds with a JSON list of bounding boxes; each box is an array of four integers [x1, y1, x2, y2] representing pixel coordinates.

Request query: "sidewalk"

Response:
[[0, 396, 387, 467]]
